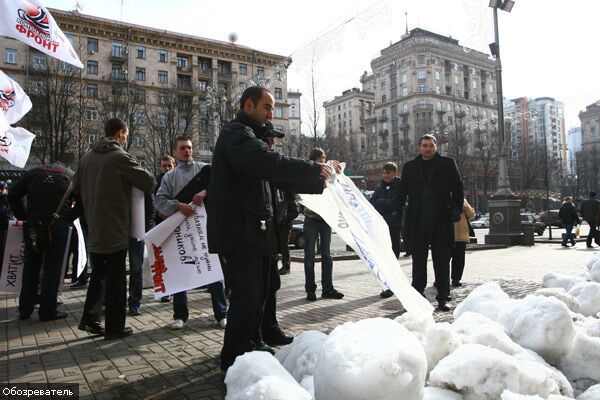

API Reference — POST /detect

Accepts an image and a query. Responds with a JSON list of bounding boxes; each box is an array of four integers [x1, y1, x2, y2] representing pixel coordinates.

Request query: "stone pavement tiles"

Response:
[[1, 244, 593, 399]]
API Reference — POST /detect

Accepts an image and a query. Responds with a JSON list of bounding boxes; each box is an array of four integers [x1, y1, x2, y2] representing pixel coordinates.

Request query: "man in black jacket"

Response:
[[580, 192, 600, 248], [370, 161, 403, 298], [208, 86, 336, 372], [398, 134, 463, 312]]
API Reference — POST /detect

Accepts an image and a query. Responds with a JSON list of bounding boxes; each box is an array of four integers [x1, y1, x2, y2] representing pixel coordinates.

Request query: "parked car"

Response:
[[520, 213, 545, 236], [471, 217, 489, 228], [539, 210, 563, 228], [288, 216, 305, 249]]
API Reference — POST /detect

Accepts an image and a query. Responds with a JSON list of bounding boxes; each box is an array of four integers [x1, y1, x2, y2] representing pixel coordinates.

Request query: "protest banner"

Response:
[[0, 221, 25, 293], [130, 187, 145, 240], [0, 0, 83, 68], [0, 127, 36, 168], [144, 204, 223, 299], [0, 69, 32, 129], [299, 165, 434, 318], [73, 219, 87, 278]]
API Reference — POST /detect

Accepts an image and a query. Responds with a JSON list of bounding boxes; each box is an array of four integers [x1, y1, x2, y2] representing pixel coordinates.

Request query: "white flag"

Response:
[[0, 70, 32, 128], [0, 0, 83, 68], [0, 127, 36, 168]]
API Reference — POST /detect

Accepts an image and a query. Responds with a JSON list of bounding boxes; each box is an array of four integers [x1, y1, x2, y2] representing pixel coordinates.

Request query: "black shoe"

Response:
[[561, 244, 568, 247], [78, 321, 105, 335], [69, 280, 87, 289], [437, 302, 451, 312], [18, 314, 31, 320], [322, 288, 344, 299], [403, 253, 411, 257], [380, 289, 393, 298], [254, 344, 276, 355], [451, 281, 462, 288], [263, 329, 294, 346], [105, 327, 133, 340], [39, 311, 67, 322], [587, 245, 594, 248], [160, 296, 170, 303], [306, 292, 317, 301], [278, 267, 290, 275], [128, 307, 141, 316]]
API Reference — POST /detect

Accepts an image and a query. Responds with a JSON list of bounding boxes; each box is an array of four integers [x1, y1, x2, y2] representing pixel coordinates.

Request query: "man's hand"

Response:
[[192, 189, 207, 206], [177, 203, 194, 217], [329, 160, 342, 174], [317, 162, 334, 181]]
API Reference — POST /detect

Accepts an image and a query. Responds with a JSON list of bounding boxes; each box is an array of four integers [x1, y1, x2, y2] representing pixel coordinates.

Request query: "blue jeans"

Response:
[[19, 220, 70, 319], [173, 280, 228, 322], [562, 225, 576, 246], [127, 237, 145, 309], [303, 217, 333, 293]]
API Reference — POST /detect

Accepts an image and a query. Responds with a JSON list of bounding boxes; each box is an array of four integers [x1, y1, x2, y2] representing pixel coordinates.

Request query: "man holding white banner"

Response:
[[74, 118, 155, 340]]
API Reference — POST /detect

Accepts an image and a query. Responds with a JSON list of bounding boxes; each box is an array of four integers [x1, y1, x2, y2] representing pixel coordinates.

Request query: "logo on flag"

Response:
[[0, 90, 16, 113], [15, 6, 59, 53], [18, 7, 50, 36], [0, 70, 32, 133]]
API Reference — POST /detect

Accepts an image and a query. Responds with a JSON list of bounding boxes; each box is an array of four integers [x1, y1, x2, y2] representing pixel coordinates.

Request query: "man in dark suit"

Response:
[[398, 134, 463, 311]]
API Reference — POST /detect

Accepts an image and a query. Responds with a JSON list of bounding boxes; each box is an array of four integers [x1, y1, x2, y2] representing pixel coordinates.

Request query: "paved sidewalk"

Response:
[[1, 243, 595, 399]]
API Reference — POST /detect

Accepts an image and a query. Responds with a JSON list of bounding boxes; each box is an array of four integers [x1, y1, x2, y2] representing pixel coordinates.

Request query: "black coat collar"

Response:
[[233, 111, 268, 139]]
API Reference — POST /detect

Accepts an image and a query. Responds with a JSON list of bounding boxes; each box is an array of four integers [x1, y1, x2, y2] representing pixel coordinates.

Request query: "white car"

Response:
[[471, 218, 488, 228]]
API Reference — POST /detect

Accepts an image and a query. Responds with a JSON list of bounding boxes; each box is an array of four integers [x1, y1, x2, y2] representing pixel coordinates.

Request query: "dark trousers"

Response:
[[411, 229, 451, 304], [81, 249, 127, 335], [172, 280, 228, 323], [19, 221, 70, 319], [389, 226, 401, 258], [279, 224, 292, 269], [127, 237, 145, 309], [0, 226, 8, 276], [221, 254, 271, 371], [261, 256, 281, 339], [450, 242, 467, 283], [586, 222, 600, 246], [562, 225, 576, 246]]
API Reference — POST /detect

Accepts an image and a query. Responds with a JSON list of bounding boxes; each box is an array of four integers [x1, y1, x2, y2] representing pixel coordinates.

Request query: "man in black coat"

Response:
[[207, 86, 337, 373], [579, 192, 600, 248], [398, 134, 463, 311]]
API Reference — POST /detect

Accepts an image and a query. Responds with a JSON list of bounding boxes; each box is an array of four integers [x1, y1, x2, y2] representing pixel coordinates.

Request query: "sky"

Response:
[[44, 0, 600, 132]]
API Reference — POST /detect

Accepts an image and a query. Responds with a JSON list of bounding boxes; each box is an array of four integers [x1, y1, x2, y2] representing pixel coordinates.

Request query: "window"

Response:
[[380, 68, 386, 77], [472, 80, 477, 89], [158, 70, 168, 84], [381, 95, 386, 103], [177, 57, 188, 69], [159, 49, 168, 63], [418, 83, 426, 93], [274, 106, 283, 118], [87, 60, 98, 75], [417, 55, 424, 64], [489, 84, 494, 93], [87, 38, 98, 53], [198, 57, 211, 72], [136, 46, 146, 59], [257, 66, 264, 78], [437, 101, 442, 111], [197, 80, 208, 91], [158, 92, 167, 105], [454, 75, 459, 85], [239, 63, 247, 75], [402, 74, 407, 84], [32, 54, 45, 68], [402, 88, 408, 97], [274, 88, 282, 99], [134, 89, 146, 103], [85, 108, 99, 121], [86, 84, 98, 98], [5, 49, 17, 64], [111, 42, 124, 58], [402, 103, 409, 113], [435, 71, 441, 80], [417, 70, 426, 79], [135, 67, 146, 81], [134, 134, 144, 147], [134, 112, 145, 125], [275, 69, 281, 80], [200, 118, 209, 132], [158, 114, 168, 127]]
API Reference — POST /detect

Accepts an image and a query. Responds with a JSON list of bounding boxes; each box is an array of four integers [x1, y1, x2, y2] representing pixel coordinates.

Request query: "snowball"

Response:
[[588, 259, 600, 283], [497, 295, 575, 363], [559, 332, 600, 383], [542, 273, 585, 292], [454, 282, 512, 321], [313, 317, 427, 400], [424, 386, 464, 399], [581, 317, 600, 338], [395, 312, 435, 343], [535, 287, 582, 314], [275, 330, 327, 382], [299, 376, 314, 398], [225, 352, 311, 400], [453, 312, 522, 355], [429, 344, 557, 400], [500, 391, 544, 399], [568, 282, 600, 317], [577, 383, 600, 400], [424, 322, 461, 374], [585, 253, 600, 272]]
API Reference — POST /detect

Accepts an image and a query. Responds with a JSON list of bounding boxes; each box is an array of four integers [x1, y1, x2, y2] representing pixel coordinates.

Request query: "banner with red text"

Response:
[[0, 221, 25, 293], [0, 0, 83, 68], [0, 127, 36, 168]]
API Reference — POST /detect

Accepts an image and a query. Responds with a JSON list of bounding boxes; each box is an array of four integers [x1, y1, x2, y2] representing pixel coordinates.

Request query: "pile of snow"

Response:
[[225, 253, 600, 399]]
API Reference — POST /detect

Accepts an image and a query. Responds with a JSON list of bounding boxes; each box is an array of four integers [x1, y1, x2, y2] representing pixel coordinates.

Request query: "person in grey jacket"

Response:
[[155, 136, 228, 331], [580, 192, 600, 248], [75, 118, 155, 340]]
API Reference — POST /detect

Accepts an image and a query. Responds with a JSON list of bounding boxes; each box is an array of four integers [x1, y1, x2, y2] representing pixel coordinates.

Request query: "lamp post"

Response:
[[485, 0, 524, 246]]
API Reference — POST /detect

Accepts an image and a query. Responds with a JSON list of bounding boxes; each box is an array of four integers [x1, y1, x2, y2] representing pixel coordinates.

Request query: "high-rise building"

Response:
[[287, 91, 302, 136], [566, 127, 582, 176], [1, 8, 289, 168]]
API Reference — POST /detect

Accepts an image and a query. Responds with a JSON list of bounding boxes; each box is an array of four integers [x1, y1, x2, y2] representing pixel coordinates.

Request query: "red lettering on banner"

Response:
[[0, 148, 9, 154], [26, 29, 35, 38], [42, 40, 52, 51], [16, 24, 59, 54], [151, 244, 167, 293], [34, 36, 42, 45], [16, 25, 26, 34]]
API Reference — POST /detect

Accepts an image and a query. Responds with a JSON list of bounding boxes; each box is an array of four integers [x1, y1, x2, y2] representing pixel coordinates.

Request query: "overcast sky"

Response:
[[45, 0, 600, 131]]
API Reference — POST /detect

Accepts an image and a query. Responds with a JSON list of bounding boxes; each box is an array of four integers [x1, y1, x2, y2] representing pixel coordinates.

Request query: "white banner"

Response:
[[73, 219, 87, 278], [0, 69, 33, 129], [144, 204, 223, 299], [299, 166, 434, 318], [57, 226, 72, 295], [130, 187, 145, 240], [0, 0, 83, 68], [0, 221, 25, 293], [0, 127, 36, 168]]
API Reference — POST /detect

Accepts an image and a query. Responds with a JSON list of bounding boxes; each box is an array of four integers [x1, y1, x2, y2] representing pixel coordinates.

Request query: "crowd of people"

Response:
[[5, 86, 480, 376]]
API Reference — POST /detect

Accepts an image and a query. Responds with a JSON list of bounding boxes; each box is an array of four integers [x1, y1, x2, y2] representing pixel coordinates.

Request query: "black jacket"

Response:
[[398, 153, 464, 251], [207, 112, 323, 256], [370, 176, 403, 228], [559, 202, 580, 225], [579, 198, 599, 223]]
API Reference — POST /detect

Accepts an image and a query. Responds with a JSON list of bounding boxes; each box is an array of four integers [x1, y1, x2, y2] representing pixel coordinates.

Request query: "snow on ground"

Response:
[[225, 253, 600, 399]]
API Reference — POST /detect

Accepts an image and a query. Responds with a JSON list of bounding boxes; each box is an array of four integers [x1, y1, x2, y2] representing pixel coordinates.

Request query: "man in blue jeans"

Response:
[[155, 136, 227, 330], [303, 148, 344, 301]]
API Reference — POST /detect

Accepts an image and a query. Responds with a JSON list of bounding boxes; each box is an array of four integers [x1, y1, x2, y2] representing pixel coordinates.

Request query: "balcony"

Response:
[[436, 108, 447, 114], [399, 110, 409, 117], [109, 71, 127, 81], [413, 103, 433, 112], [455, 111, 466, 118], [177, 83, 192, 91], [378, 116, 388, 122], [379, 142, 389, 150], [400, 123, 410, 131], [379, 129, 389, 137], [177, 64, 192, 74], [198, 67, 212, 77], [109, 50, 125, 63]]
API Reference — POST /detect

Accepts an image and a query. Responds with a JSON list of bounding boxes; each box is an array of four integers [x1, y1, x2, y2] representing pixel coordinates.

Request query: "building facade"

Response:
[[579, 101, 600, 151], [566, 127, 582, 176], [1, 8, 290, 169], [287, 90, 301, 136]]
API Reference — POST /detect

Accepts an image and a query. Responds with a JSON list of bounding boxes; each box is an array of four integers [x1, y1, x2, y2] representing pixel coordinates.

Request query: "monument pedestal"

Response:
[[485, 194, 523, 246]]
